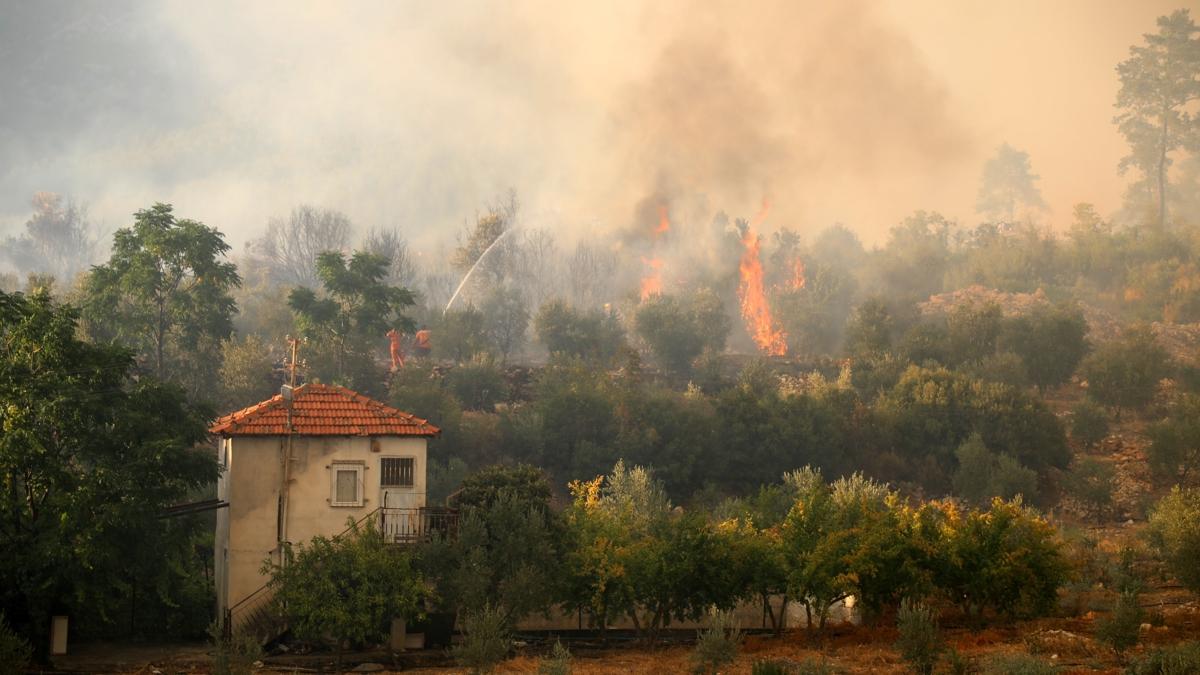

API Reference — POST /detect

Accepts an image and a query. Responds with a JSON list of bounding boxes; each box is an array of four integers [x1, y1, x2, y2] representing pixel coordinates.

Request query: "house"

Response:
[[210, 383, 444, 632]]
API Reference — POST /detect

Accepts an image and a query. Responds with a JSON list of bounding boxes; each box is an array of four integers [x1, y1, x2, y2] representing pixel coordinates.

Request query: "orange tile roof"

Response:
[[210, 383, 440, 437]]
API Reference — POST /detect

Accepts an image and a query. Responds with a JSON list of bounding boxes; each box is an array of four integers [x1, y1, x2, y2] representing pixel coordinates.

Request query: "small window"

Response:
[[381, 457, 414, 487], [330, 462, 364, 507]]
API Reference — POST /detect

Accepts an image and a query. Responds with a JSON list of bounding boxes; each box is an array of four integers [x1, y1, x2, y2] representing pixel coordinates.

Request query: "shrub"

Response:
[[207, 622, 262, 675], [953, 435, 1039, 506], [1147, 395, 1200, 484], [453, 605, 511, 674], [896, 601, 944, 675], [1096, 591, 1143, 655], [982, 653, 1056, 675], [1127, 641, 1200, 675], [691, 609, 743, 675], [1063, 458, 1116, 522], [1079, 327, 1169, 416], [1146, 487, 1200, 593], [538, 640, 572, 675], [1071, 398, 1110, 449], [0, 614, 31, 673], [444, 354, 509, 411]]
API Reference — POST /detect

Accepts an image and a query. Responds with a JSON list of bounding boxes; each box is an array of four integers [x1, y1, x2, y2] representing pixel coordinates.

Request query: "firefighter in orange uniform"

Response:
[[413, 326, 432, 358], [386, 328, 405, 370]]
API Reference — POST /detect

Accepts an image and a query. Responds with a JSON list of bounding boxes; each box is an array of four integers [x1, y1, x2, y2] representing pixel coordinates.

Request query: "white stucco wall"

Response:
[[215, 434, 428, 612]]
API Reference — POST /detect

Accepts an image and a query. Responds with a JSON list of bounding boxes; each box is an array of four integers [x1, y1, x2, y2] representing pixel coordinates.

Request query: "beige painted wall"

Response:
[[216, 434, 428, 612]]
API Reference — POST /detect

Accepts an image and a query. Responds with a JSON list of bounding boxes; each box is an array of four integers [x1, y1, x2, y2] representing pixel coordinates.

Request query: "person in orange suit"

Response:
[[413, 326, 432, 358], [386, 328, 406, 371]]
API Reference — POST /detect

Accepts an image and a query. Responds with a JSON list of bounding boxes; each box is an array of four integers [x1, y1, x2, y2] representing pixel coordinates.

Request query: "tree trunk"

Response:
[[1159, 112, 1169, 230]]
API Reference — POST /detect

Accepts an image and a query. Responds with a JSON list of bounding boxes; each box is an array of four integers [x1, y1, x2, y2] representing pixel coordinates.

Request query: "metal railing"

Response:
[[378, 506, 459, 544]]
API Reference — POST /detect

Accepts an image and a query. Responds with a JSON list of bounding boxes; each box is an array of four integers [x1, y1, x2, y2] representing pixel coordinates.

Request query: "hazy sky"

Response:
[[0, 0, 1191, 251]]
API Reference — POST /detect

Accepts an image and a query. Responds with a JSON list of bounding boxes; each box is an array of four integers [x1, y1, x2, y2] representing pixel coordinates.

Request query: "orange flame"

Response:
[[639, 206, 670, 302], [640, 256, 664, 300], [790, 257, 806, 290], [738, 199, 788, 356]]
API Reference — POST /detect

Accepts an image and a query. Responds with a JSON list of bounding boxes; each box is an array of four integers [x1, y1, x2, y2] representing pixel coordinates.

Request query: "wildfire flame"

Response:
[[640, 256, 664, 300], [639, 206, 671, 302], [738, 199, 788, 356], [790, 257, 806, 290]]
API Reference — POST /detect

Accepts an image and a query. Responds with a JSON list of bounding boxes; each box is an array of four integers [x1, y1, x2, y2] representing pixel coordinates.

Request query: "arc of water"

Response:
[[443, 226, 518, 315]]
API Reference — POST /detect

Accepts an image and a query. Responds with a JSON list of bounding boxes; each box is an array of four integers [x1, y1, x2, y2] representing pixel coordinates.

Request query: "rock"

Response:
[[352, 664, 385, 672], [1140, 623, 1152, 632]]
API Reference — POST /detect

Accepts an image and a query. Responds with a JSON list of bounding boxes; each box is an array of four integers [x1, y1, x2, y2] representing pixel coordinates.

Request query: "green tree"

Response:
[[952, 434, 1039, 506], [1080, 327, 1170, 416], [1071, 398, 1110, 449], [1148, 395, 1200, 484], [83, 202, 240, 399], [1063, 458, 1116, 523], [0, 289, 218, 649], [844, 298, 893, 359], [452, 464, 554, 512], [266, 521, 425, 672], [1114, 9, 1200, 229], [534, 300, 626, 364], [634, 289, 730, 376], [975, 143, 1048, 223], [436, 306, 490, 362], [1000, 304, 1090, 390], [444, 354, 508, 411], [288, 250, 415, 393], [218, 334, 281, 412], [482, 285, 530, 362], [1146, 487, 1200, 593]]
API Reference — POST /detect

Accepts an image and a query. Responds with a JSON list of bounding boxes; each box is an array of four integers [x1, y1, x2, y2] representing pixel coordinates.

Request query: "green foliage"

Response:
[[420, 489, 559, 623], [289, 249, 415, 394], [895, 601, 944, 675], [634, 289, 730, 375], [482, 285, 530, 361], [1080, 327, 1170, 414], [427, 457, 470, 505], [881, 366, 1069, 489], [452, 604, 511, 674], [775, 260, 857, 356], [1063, 458, 1115, 522], [435, 306, 490, 362], [207, 622, 263, 675], [982, 653, 1056, 675], [844, 298, 893, 359], [1071, 398, 1110, 448], [939, 498, 1069, 621], [1148, 395, 1200, 484], [265, 521, 425, 654], [538, 640, 573, 675], [83, 202, 240, 399], [0, 614, 32, 673], [999, 304, 1090, 389], [0, 289, 218, 644], [445, 354, 509, 411], [453, 464, 553, 512], [953, 434, 1039, 506], [690, 610, 742, 675], [1147, 487, 1200, 593], [218, 333, 280, 412], [1127, 641, 1200, 675], [1097, 590, 1143, 655], [534, 300, 625, 364]]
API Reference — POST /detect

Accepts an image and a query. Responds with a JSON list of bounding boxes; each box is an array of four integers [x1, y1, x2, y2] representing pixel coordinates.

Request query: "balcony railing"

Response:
[[376, 506, 459, 544]]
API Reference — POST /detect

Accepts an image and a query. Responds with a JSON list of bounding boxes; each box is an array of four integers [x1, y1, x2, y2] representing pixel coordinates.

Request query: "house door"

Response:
[[379, 457, 418, 541]]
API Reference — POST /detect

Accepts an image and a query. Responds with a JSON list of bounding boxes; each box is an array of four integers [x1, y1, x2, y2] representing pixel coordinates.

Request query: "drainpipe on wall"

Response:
[[278, 337, 300, 564]]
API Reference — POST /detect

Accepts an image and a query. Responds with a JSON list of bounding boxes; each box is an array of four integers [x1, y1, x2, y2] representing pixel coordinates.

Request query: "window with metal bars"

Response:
[[380, 457, 414, 487]]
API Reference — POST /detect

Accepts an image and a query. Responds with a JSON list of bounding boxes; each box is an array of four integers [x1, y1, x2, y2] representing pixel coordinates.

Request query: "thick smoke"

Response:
[[0, 0, 1181, 253]]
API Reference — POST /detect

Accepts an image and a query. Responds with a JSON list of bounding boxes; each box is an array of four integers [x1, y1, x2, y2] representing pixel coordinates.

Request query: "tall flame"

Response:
[[738, 199, 788, 356], [639, 206, 670, 302]]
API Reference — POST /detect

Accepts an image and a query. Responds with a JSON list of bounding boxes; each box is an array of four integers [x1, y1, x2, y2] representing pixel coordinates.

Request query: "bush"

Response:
[[534, 300, 625, 364], [982, 653, 1056, 675], [538, 640, 572, 675], [0, 614, 31, 673], [691, 609, 743, 675], [1146, 487, 1200, 593], [207, 622, 262, 675], [1071, 399, 1110, 449], [1147, 395, 1200, 484], [952, 435, 1039, 506], [453, 605, 511, 674], [896, 601, 944, 675], [634, 289, 730, 376], [1096, 591, 1143, 655], [444, 354, 509, 411], [1128, 641, 1200, 675], [1063, 458, 1116, 522], [1080, 327, 1169, 416]]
